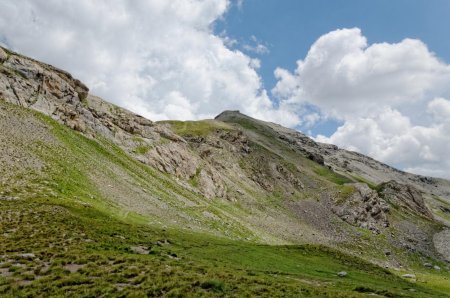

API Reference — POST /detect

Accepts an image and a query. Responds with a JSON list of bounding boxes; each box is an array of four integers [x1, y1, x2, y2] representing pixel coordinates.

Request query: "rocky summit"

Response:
[[1, 46, 450, 297]]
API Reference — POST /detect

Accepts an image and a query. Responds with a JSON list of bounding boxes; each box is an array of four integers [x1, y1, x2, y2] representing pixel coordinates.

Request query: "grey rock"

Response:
[[434, 265, 441, 270], [423, 262, 433, 268], [332, 183, 389, 231], [18, 253, 36, 259], [337, 271, 347, 277], [130, 245, 150, 254], [0, 47, 7, 63], [381, 181, 432, 219], [402, 274, 416, 279], [307, 152, 324, 165], [433, 230, 450, 262]]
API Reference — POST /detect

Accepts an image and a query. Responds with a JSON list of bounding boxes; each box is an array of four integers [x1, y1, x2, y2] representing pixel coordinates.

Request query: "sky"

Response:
[[0, 0, 450, 178]]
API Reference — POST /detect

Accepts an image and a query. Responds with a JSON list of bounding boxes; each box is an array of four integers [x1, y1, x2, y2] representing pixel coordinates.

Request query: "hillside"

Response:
[[0, 46, 449, 297]]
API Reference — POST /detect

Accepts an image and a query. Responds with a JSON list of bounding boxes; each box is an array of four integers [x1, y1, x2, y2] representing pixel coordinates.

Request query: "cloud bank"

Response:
[[1, 2, 449, 178], [274, 28, 450, 178], [0, 0, 298, 126]]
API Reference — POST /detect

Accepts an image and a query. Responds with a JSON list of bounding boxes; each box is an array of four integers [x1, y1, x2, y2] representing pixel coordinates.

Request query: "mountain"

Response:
[[0, 46, 449, 297]]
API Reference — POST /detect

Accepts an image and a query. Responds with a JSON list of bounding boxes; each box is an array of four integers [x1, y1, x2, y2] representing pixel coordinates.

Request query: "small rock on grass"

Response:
[[402, 274, 416, 279], [130, 245, 150, 255], [337, 271, 347, 277], [18, 253, 35, 259]]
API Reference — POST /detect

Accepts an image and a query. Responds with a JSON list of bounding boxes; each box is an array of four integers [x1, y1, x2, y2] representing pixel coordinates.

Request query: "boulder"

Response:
[[307, 151, 324, 165]]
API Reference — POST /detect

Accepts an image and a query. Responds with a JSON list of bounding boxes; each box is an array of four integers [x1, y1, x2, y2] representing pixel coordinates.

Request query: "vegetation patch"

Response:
[[188, 167, 202, 188], [335, 184, 357, 204], [159, 120, 234, 137], [313, 166, 352, 185], [134, 145, 152, 155]]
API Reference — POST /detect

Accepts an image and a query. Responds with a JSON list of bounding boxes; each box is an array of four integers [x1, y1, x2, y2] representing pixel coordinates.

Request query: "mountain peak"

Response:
[[215, 109, 244, 119]]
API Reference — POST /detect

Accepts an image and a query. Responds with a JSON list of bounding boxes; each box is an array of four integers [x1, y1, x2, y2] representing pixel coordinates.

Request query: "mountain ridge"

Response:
[[1, 45, 450, 296]]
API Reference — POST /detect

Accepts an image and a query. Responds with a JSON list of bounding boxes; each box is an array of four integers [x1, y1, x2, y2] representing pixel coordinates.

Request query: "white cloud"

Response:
[[273, 28, 450, 120], [428, 97, 450, 121], [243, 43, 269, 54], [275, 28, 450, 178], [0, 0, 295, 125], [243, 35, 269, 55], [1, 3, 450, 179], [316, 103, 450, 178]]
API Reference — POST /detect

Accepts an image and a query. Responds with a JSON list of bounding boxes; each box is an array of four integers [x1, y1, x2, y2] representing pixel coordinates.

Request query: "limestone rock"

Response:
[[381, 181, 432, 219], [0, 47, 7, 63], [332, 183, 389, 233], [402, 274, 416, 279], [433, 230, 450, 261]]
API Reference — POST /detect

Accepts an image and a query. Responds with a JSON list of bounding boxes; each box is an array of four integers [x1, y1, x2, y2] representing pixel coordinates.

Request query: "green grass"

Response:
[[134, 144, 152, 155], [335, 184, 357, 204], [313, 166, 352, 185], [350, 175, 384, 192], [1, 197, 448, 297], [188, 167, 202, 188], [159, 120, 234, 137]]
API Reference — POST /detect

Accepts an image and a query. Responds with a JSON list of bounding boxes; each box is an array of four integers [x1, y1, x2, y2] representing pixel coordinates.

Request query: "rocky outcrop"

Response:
[[0, 46, 188, 183], [381, 181, 433, 219], [433, 229, 450, 261], [0, 50, 88, 106], [0, 48, 7, 63], [148, 142, 200, 179], [332, 183, 390, 233]]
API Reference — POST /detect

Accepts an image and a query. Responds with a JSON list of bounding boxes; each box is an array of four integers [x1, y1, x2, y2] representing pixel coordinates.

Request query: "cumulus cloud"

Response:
[[274, 28, 450, 178], [273, 28, 450, 119], [1, 3, 449, 179], [0, 0, 296, 125]]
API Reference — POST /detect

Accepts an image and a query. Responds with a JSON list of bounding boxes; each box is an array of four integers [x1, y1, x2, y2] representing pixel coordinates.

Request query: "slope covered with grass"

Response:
[[2, 194, 449, 297], [1, 102, 449, 297]]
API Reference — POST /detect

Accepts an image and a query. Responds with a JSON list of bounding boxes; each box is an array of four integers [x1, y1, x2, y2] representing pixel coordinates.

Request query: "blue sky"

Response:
[[216, 0, 450, 136]]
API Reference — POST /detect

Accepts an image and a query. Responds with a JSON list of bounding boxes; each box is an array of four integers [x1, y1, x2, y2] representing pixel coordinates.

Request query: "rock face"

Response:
[[0, 46, 185, 185], [433, 230, 450, 261], [381, 181, 433, 219], [332, 183, 390, 233], [0, 48, 7, 63]]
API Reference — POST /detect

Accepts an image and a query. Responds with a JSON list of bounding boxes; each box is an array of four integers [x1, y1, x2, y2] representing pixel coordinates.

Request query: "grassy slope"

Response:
[[158, 120, 234, 137], [1, 197, 448, 297], [0, 103, 449, 296]]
